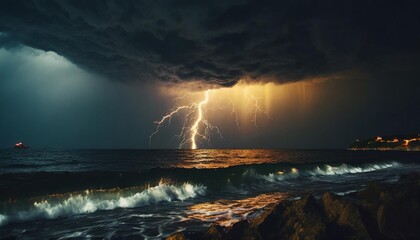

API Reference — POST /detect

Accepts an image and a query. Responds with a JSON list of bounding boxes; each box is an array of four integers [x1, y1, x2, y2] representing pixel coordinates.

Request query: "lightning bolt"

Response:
[[150, 89, 222, 149], [150, 85, 272, 149], [149, 105, 194, 148], [190, 90, 210, 149]]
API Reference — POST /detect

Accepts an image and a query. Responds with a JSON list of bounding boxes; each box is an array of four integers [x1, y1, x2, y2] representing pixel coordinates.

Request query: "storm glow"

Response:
[[149, 80, 283, 149]]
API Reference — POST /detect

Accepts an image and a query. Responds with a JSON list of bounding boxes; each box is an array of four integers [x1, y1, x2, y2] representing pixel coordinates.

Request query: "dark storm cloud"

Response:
[[0, 0, 419, 86]]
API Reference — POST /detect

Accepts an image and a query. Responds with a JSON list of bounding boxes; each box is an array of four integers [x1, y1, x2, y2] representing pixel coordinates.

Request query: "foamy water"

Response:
[[1, 182, 206, 226], [245, 161, 400, 182], [0, 214, 7, 226]]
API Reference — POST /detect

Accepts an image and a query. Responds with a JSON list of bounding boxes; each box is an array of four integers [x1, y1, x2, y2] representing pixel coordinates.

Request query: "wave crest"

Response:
[[0, 214, 7, 225], [1, 182, 206, 225], [244, 161, 400, 182]]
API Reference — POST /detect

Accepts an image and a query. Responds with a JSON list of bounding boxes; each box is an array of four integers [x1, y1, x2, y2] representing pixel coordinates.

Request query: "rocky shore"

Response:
[[167, 172, 420, 240]]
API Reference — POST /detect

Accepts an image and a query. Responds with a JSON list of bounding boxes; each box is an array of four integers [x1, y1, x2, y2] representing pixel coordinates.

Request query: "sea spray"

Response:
[[0, 214, 7, 226], [244, 161, 400, 182], [0, 181, 206, 226]]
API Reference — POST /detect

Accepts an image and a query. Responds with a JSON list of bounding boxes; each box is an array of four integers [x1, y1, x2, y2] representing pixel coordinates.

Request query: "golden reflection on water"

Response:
[[173, 149, 283, 169], [184, 192, 287, 226]]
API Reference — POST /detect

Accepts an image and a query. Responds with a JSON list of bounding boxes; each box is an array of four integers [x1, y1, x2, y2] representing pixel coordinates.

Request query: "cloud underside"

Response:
[[0, 0, 419, 86]]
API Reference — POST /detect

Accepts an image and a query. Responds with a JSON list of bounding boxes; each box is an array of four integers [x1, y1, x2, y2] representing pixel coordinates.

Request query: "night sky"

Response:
[[0, 0, 419, 149]]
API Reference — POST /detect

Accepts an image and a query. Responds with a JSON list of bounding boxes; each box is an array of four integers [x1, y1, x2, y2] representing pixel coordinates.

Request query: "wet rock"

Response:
[[375, 173, 420, 239], [202, 224, 226, 240], [355, 172, 420, 240], [322, 192, 371, 240], [249, 203, 278, 228], [233, 220, 263, 240], [286, 195, 326, 240], [259, 195, 326, 240], [257, 203, 284, 239], [166, 231, 187, 240]]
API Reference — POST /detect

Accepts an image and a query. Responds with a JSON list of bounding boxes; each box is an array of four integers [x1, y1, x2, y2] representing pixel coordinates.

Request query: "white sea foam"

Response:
[[308, 162, 400, 176], [33, 182, 206, 219], [0, 214, 7, 226], [334, 190, 359, 196], [246, 161, 400, 182], [1, 182, 206, 225]]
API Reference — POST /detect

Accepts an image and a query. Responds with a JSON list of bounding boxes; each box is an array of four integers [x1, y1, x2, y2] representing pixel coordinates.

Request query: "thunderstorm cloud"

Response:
[[1, 0, 419, 86]]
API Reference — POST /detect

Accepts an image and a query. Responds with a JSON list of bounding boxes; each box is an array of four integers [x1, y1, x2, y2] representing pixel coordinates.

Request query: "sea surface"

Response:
[[0, 149, 419, 239]]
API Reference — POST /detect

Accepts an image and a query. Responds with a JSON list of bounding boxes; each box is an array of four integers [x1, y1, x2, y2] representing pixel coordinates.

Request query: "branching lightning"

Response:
[[243, 88, 272, 128], [149, 84, 273, 149], [149, 105, 193, 148], [228, 97, 240, 129], [190, 90, 210, 149]]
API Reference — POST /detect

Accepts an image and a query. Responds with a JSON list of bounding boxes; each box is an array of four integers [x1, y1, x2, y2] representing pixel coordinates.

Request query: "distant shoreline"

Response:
[[349, 134, 420, 151], [348, 148, 420, 151]]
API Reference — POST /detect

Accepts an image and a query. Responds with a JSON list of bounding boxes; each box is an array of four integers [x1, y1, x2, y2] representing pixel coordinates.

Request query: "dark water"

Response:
[[1, 149, 419, 239]]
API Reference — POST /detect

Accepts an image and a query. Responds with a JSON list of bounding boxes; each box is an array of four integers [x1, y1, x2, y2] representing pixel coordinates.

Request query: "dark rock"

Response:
[[227, 220, 260, 240], [375, 177, 420, 239], [259, 195, 326, 240], [248, 203, 278, 228], [355, 172, 420, 240], [166, 231, 187, 240], [202, 224, 227, 240], [322, 192, 371, 240], [285, 195, 326, 240], [257, 203, 284, 239]]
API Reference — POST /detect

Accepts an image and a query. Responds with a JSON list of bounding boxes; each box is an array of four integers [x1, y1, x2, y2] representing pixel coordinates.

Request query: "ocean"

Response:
[[1, 149, 419, 239]]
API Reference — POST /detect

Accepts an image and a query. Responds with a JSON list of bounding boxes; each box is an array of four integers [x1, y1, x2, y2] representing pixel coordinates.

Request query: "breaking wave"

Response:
[[244, 161, 400, 182], [0, 181, 206, 226], [0, 214, 7, 225]]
